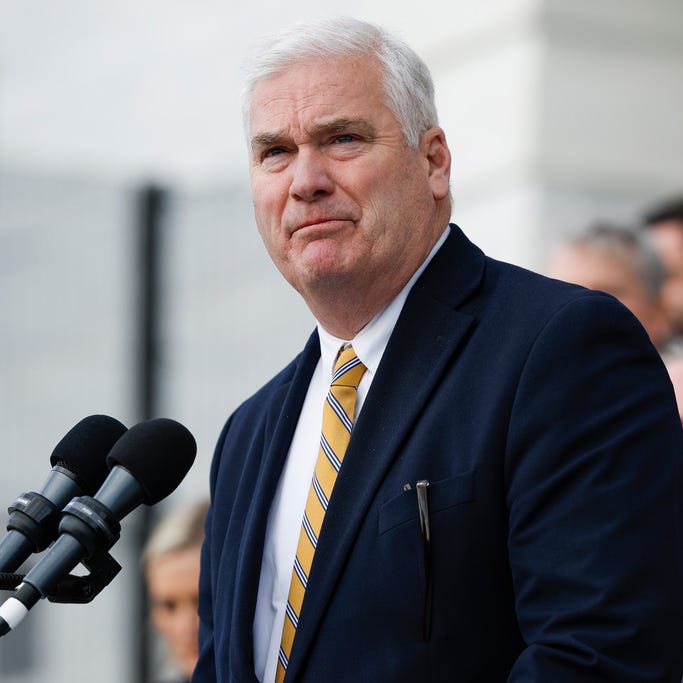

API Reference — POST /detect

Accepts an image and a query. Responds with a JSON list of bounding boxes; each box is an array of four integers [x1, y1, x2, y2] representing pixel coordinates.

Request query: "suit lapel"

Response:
[[229, 332, 321, 682], [284, 226, 486, 680]]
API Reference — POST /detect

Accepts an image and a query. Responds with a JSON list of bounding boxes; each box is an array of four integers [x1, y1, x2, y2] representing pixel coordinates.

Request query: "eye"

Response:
[[333, 134, 355, 144], [263, 147, 286, 159], [154, 599, 179, 614], [257, 145, 292, 170]]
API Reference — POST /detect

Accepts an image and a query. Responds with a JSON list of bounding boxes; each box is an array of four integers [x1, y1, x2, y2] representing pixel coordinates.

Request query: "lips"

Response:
[[290, 217, 350, 234]]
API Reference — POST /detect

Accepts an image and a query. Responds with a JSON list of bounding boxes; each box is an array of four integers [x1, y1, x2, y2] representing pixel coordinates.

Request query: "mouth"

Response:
[[291, 218, 350, 234]]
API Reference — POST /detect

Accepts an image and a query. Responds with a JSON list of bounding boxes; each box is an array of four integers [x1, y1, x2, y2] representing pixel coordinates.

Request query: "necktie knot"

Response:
[[331, 345, 367, 388]]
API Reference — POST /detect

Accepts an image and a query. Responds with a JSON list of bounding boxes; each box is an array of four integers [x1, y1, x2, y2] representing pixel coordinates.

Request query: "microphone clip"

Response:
[[0, 549, 121, 605], [46, 548, 121, 604]]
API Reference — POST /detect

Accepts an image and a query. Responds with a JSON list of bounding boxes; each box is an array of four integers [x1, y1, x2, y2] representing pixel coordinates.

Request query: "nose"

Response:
[[289, 147, 335, 202]]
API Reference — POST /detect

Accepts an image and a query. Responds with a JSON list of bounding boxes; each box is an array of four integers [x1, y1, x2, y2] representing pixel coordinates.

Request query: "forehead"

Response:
[[248, 55, 391, 137]]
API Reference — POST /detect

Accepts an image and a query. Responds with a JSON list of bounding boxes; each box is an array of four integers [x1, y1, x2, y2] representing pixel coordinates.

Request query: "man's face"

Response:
[[247, 55, 449, 306], [648, 220, 683, 334]]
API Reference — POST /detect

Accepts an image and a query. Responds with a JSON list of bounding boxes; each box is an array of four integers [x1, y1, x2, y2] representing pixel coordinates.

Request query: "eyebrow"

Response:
[[250, 117, 377, 152], [250, 131, 284, 153], [310, 118, 377, 138]]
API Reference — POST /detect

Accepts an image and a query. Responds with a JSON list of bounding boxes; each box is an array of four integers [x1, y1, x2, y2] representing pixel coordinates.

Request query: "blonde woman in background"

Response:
[[143, 499, 208, 683]]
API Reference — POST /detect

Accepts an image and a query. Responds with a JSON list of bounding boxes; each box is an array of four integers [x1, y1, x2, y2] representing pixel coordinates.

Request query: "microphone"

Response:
[[0, 417, 196, 636], [0, 415, 127, 573]]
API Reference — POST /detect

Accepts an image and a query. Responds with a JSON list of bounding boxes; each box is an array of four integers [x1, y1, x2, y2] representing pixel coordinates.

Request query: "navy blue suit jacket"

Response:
[[193, 226, 683, 682]]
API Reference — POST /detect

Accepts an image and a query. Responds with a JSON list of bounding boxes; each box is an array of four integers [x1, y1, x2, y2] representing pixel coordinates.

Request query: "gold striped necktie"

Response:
[[275, 345, 367, 682]]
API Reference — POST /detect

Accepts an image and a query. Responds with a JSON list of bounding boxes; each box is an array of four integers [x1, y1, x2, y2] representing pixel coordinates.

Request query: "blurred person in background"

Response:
[[545, 222, 670, 352], [143, 499, 209, 683], [665, 354, 683, 424], [641, 198, 683, 423], [642, 197, 683, 343]]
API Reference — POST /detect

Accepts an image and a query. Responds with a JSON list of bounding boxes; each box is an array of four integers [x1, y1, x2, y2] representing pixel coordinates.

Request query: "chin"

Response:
[[181, 658, 198, 678], [299, 266, 354, 293], [288, 257, 351, 290]]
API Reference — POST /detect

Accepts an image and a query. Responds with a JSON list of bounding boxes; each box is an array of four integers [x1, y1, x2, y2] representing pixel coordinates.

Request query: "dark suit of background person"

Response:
[[192, 18, 683, 683]]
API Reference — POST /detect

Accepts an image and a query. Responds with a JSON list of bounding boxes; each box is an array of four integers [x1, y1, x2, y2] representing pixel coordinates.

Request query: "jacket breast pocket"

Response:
[[378, 470, 476, 536], [376, 470, 477, 645]]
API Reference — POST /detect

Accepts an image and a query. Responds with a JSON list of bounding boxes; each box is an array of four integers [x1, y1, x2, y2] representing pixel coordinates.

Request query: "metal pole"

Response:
[[133, 183, 167, 683]]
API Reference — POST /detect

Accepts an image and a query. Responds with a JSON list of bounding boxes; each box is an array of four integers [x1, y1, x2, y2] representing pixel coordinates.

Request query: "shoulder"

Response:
[[485, 254, 606, 316], [428, 224, 627, 337], [483, 252, 656, 349]]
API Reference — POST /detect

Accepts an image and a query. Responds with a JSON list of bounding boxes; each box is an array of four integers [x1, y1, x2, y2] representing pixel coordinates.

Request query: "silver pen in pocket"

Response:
[[416, 480, 432, 641]]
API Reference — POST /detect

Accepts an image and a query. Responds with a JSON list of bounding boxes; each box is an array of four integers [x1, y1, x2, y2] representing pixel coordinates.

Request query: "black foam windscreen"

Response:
[[105, 418, 196, 505], [49, 415, 128, 494]]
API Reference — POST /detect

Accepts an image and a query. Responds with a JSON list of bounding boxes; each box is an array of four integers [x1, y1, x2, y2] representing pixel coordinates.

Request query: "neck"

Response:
[[307, 223, 449, 339], [311, 289, 396, 340]]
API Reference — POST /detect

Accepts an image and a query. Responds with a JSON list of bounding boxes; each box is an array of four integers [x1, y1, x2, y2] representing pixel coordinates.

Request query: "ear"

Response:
[[420, 127, 451, 200]]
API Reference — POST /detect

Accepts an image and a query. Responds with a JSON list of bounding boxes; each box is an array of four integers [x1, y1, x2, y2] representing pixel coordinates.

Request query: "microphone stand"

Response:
[[0, 548, 121, 605]]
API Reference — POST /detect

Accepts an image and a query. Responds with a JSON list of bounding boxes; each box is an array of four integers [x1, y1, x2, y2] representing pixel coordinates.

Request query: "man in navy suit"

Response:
[[193, 17, 683, 682]]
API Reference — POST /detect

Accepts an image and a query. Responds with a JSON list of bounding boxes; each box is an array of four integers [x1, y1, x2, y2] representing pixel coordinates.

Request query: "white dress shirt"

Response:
[[253, 226, 449, 682]]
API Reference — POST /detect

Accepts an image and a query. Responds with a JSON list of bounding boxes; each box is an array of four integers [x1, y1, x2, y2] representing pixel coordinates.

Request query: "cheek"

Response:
[[252, 175, 287, 222], [349, 172, 399, 221], [364, 157, 427, 209], [358, 173, 424, 236], [254, 197, 290, 257], [663, 281, 683, 304]]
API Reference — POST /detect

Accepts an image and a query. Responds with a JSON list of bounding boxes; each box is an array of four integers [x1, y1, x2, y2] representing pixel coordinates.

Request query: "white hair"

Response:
[[241, 16, 438, 148]]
